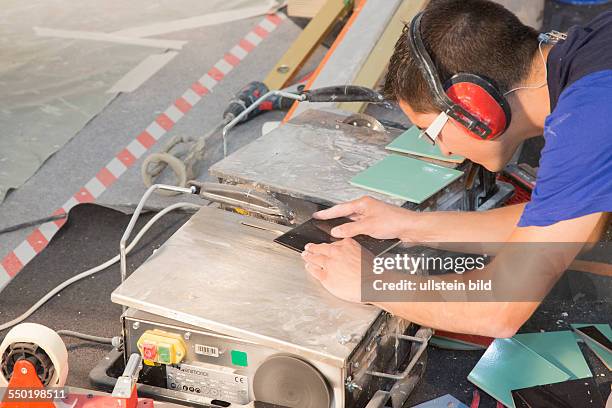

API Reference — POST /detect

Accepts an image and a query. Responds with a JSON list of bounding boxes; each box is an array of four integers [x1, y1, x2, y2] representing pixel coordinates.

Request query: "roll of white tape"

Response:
[[0, 323, 68, 387]]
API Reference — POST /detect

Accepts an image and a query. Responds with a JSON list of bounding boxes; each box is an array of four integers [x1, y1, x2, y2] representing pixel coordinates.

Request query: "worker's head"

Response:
[[383, 0, 543, 171]]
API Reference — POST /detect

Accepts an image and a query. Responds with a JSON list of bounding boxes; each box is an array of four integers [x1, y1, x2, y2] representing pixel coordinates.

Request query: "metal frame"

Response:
[[366, 330, 431, 381]]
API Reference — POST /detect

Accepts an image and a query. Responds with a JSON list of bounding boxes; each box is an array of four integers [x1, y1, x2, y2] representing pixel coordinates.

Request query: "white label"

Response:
[[195, 344, 219, 358], [166, 363, 249, 405]]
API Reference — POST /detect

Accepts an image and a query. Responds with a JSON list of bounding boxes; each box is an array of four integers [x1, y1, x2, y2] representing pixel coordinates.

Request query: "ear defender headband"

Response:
[[408, 12, 512, 140]]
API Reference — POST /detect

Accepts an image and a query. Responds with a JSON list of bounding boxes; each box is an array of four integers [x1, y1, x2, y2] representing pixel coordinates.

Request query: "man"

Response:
[[302, 0, 611, 338]]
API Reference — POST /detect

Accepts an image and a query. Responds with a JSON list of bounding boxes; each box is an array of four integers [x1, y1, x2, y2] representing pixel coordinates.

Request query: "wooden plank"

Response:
[[337, 0, 428, 113], [287, 0, 328, 18], [263, 0, 349, 90]]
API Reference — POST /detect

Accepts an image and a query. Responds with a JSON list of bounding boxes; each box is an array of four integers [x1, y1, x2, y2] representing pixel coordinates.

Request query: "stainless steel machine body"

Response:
[[112, 207, 418, 408], [110, 109, 512, 407], [209, 109, 513, 223]]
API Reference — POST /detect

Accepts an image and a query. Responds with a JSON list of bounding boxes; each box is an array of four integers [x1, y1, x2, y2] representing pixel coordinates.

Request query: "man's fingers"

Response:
[[302, 248, 332, 268], [330, 220, 371, 238], [314, 196, 375, 220], [313, 202, 357, 220], [305, 262, 327, 281], [304, 243, 337, 257]]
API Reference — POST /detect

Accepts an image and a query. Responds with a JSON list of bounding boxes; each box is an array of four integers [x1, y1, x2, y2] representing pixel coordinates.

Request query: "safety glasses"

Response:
[[417, 111, 449, 145]]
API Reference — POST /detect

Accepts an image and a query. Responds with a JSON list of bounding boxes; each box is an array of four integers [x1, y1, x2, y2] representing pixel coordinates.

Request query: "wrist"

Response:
[[398, 209, 430, 242]]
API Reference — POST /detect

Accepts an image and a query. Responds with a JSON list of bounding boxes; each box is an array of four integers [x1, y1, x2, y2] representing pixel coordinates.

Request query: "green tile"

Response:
[[231, 350, 248, 367], [386, 126, 464, 163], [513, 331, 592, 379], [350, 155, 464, 204], [468, 338, 571, 408]]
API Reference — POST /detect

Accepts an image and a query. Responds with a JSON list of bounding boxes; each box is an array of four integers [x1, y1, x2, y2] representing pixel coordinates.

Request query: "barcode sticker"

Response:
[[195, 344, 219, 357]]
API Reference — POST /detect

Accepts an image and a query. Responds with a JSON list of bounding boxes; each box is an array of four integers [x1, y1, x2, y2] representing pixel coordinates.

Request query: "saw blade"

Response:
[[253, 355, 331, 408], [341, 113, 385, 132]]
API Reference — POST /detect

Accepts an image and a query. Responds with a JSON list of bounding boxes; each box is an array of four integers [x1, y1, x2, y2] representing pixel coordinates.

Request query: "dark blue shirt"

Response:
[[518, 11, 612, 227]]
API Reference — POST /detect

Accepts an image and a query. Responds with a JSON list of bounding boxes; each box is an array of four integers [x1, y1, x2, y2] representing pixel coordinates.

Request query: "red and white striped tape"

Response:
[[0, 13, 285, 291]]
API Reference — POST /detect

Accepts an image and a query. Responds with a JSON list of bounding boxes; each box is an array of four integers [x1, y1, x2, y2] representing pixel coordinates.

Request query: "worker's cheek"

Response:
[[442, 121, 505, 170], [439, 121, 473, 157]]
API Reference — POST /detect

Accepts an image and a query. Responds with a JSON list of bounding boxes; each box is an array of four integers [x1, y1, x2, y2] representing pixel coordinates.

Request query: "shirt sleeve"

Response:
[[518, 71, 612, 227]]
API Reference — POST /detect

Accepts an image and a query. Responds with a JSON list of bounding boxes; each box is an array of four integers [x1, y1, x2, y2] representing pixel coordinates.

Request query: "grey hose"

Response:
[[56, 330, 115, 345]]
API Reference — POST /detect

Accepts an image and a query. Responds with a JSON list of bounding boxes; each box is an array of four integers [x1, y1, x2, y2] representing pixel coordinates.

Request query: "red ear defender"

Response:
[[444, 73, 511, 140], [407, 13, 512, 140]]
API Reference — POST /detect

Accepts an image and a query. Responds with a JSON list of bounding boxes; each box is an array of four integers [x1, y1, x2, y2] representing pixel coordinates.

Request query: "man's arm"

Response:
[[406, 202, 526, 242], [316, 196, 526, 243], [304, 211, 607, 338], [373, 211, 606, 337]]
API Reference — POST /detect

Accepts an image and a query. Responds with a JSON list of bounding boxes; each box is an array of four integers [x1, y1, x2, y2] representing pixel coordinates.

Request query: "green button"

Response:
[[231, 350, 248, 367], [158, 346, 171, 364]]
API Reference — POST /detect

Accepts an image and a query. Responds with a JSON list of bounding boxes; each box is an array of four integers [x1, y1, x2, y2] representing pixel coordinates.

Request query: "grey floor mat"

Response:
[[0, 15, 301, 285], [0, 0, 274, 203]]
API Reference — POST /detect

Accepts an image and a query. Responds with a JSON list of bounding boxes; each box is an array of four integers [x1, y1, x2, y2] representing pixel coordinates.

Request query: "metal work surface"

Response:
[[111, 206, 381, 367], [211, 109, 407, 207]]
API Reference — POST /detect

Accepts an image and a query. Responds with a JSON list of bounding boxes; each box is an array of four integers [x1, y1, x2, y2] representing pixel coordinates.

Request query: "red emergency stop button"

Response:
[[142, 342, 157, 360]]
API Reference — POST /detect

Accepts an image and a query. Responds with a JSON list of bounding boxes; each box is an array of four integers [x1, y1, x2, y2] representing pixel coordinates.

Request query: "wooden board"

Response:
[[349, 154, 463, 204], [287, 0, 328, 18], [263, 0, 349, 90]]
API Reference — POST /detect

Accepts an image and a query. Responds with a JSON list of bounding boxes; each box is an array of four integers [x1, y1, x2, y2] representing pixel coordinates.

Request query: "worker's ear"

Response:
[[445, 73, 511, 141]]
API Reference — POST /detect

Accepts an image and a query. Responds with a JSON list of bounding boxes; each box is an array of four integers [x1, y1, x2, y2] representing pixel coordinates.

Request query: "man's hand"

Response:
[[302, 239, 364, 303], [314, 196, 417, 241]]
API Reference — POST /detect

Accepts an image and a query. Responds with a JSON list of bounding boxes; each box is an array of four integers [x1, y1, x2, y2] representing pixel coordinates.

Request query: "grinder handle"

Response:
[[302, 85, 385, 103]]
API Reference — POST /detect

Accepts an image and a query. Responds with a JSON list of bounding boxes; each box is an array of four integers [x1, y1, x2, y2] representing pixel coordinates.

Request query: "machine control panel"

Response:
[[137, 329, 187, 365]]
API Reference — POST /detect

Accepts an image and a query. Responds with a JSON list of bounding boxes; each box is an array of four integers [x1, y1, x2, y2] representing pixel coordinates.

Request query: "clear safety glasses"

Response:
[[417, 111, 449, 145]]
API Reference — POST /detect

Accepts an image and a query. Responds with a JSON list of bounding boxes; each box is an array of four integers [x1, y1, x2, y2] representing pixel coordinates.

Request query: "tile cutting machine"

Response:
[[86, 105, 514, 408]]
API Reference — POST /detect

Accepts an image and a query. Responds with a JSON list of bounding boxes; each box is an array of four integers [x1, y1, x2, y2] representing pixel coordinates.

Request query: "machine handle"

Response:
[[366, 327, 432, 381], [302, 85, 384, 103]]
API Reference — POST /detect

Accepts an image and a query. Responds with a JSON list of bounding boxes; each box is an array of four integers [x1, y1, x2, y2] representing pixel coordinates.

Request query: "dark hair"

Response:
[[383, 0, 539, 112]]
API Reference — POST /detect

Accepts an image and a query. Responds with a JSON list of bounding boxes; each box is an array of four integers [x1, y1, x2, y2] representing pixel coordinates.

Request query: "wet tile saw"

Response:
[[92, 107, 513, 408]]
